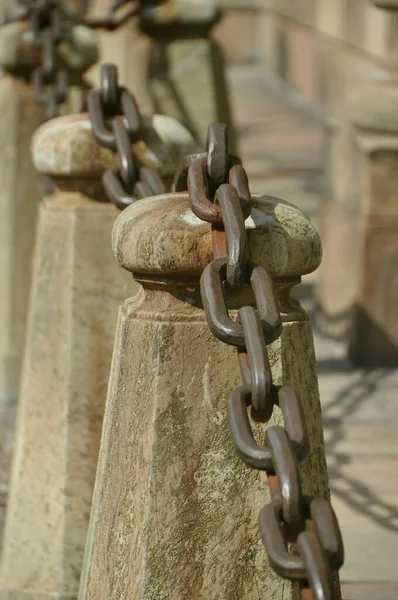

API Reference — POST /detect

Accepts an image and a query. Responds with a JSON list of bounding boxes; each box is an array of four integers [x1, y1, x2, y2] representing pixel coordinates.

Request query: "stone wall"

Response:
[[215, 0, 398, 118]]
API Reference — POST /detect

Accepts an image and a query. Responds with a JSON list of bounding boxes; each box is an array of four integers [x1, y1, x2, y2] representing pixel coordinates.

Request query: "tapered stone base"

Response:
[[79, 287, 332, 600], [0, 74, 45, 404], [0, 194, 133, 599]]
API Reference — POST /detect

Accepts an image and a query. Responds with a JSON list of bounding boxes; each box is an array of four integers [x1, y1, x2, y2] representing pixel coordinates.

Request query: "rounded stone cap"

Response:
[[112, 193, 322, 280], [32, 112, 197, 179], [0, 22, 98, 72], [32, 113, 115, 179]]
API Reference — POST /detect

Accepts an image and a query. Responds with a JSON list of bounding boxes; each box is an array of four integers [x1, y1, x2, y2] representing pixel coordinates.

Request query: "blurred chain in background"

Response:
[[2, 0, 74, 118], [89, 63, 165, 209], [0, 0, 137, 118], [26, 0, 68, 118]]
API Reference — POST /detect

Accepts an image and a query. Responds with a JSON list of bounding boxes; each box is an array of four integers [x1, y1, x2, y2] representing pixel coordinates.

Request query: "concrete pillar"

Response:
[[79, 192, 338, 599], [0, 113, 196, 600], [0, 21, 97, 405]]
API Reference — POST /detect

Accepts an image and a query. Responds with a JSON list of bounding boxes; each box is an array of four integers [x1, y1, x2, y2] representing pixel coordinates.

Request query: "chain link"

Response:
[[88, 63, 166, 210], [175, 123, 345, 599]]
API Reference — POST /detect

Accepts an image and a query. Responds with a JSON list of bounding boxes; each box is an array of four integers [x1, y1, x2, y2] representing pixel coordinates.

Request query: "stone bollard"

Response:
[[0, 20, 97, 405], [346, 81, 398, 365], [0, 113, 196, 600], [346, 0, 398, 365], [318, 0, 398, 365], [79, 193, 338, 599], [86, 0, 153, 111], [143, 0, 236, 151], [85, 0, 234, 148]]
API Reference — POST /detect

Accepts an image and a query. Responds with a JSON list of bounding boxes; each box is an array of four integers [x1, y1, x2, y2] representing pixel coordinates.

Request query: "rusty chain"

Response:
[[88, 63, 165, 210], [174, 123, 345, 600], [7, 0, 71, 119], [0, 0, 347, 591]]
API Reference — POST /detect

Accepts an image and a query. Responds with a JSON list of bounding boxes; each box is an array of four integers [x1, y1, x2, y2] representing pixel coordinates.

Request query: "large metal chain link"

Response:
[[88, 63, 166, 210], [174, 123, 345, 600]]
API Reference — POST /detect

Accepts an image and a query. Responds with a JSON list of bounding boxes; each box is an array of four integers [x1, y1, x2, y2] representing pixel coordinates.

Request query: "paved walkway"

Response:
[[0, 63, 397, 600]]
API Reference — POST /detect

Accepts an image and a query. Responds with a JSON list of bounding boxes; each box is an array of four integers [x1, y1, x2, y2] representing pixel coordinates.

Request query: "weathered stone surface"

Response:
[[112, 193, 322, 278], [356, 134, 398, 217], [349, 217, 398, 365], [347, 132, 398, 364], [324, 93, 398, 347], [148, 38, 235, 150], [316, 199, 361, 335], [0, 22, 41, 71], [0, 21, 98, 405], [87, 0, 218, 118], [0, 76, 45, 404], [0, 194, 132, 600], [0, 402, 16, 554], [32, 113, 197, 186], [85, 0, 152, 111], [349, 84, 398, 133], [0, 109, 198, 598], [316, 14, 398, 344], [0, 22, 98, 74], [79, 193, 339, 600], [319, 102, 398, 364]]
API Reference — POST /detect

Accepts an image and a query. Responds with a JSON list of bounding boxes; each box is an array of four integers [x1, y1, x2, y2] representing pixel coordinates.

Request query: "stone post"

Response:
[[86, 0, 152, 111], [79, 193, 338, 599], [346, 72, 398, 364], [144, 0, 236, 151], [86, 0, 233, 149], [316, 1, 398, 357], [0, 113, 196, 600], [0, 21, 97, 405], [318, 0, 398, 365]]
